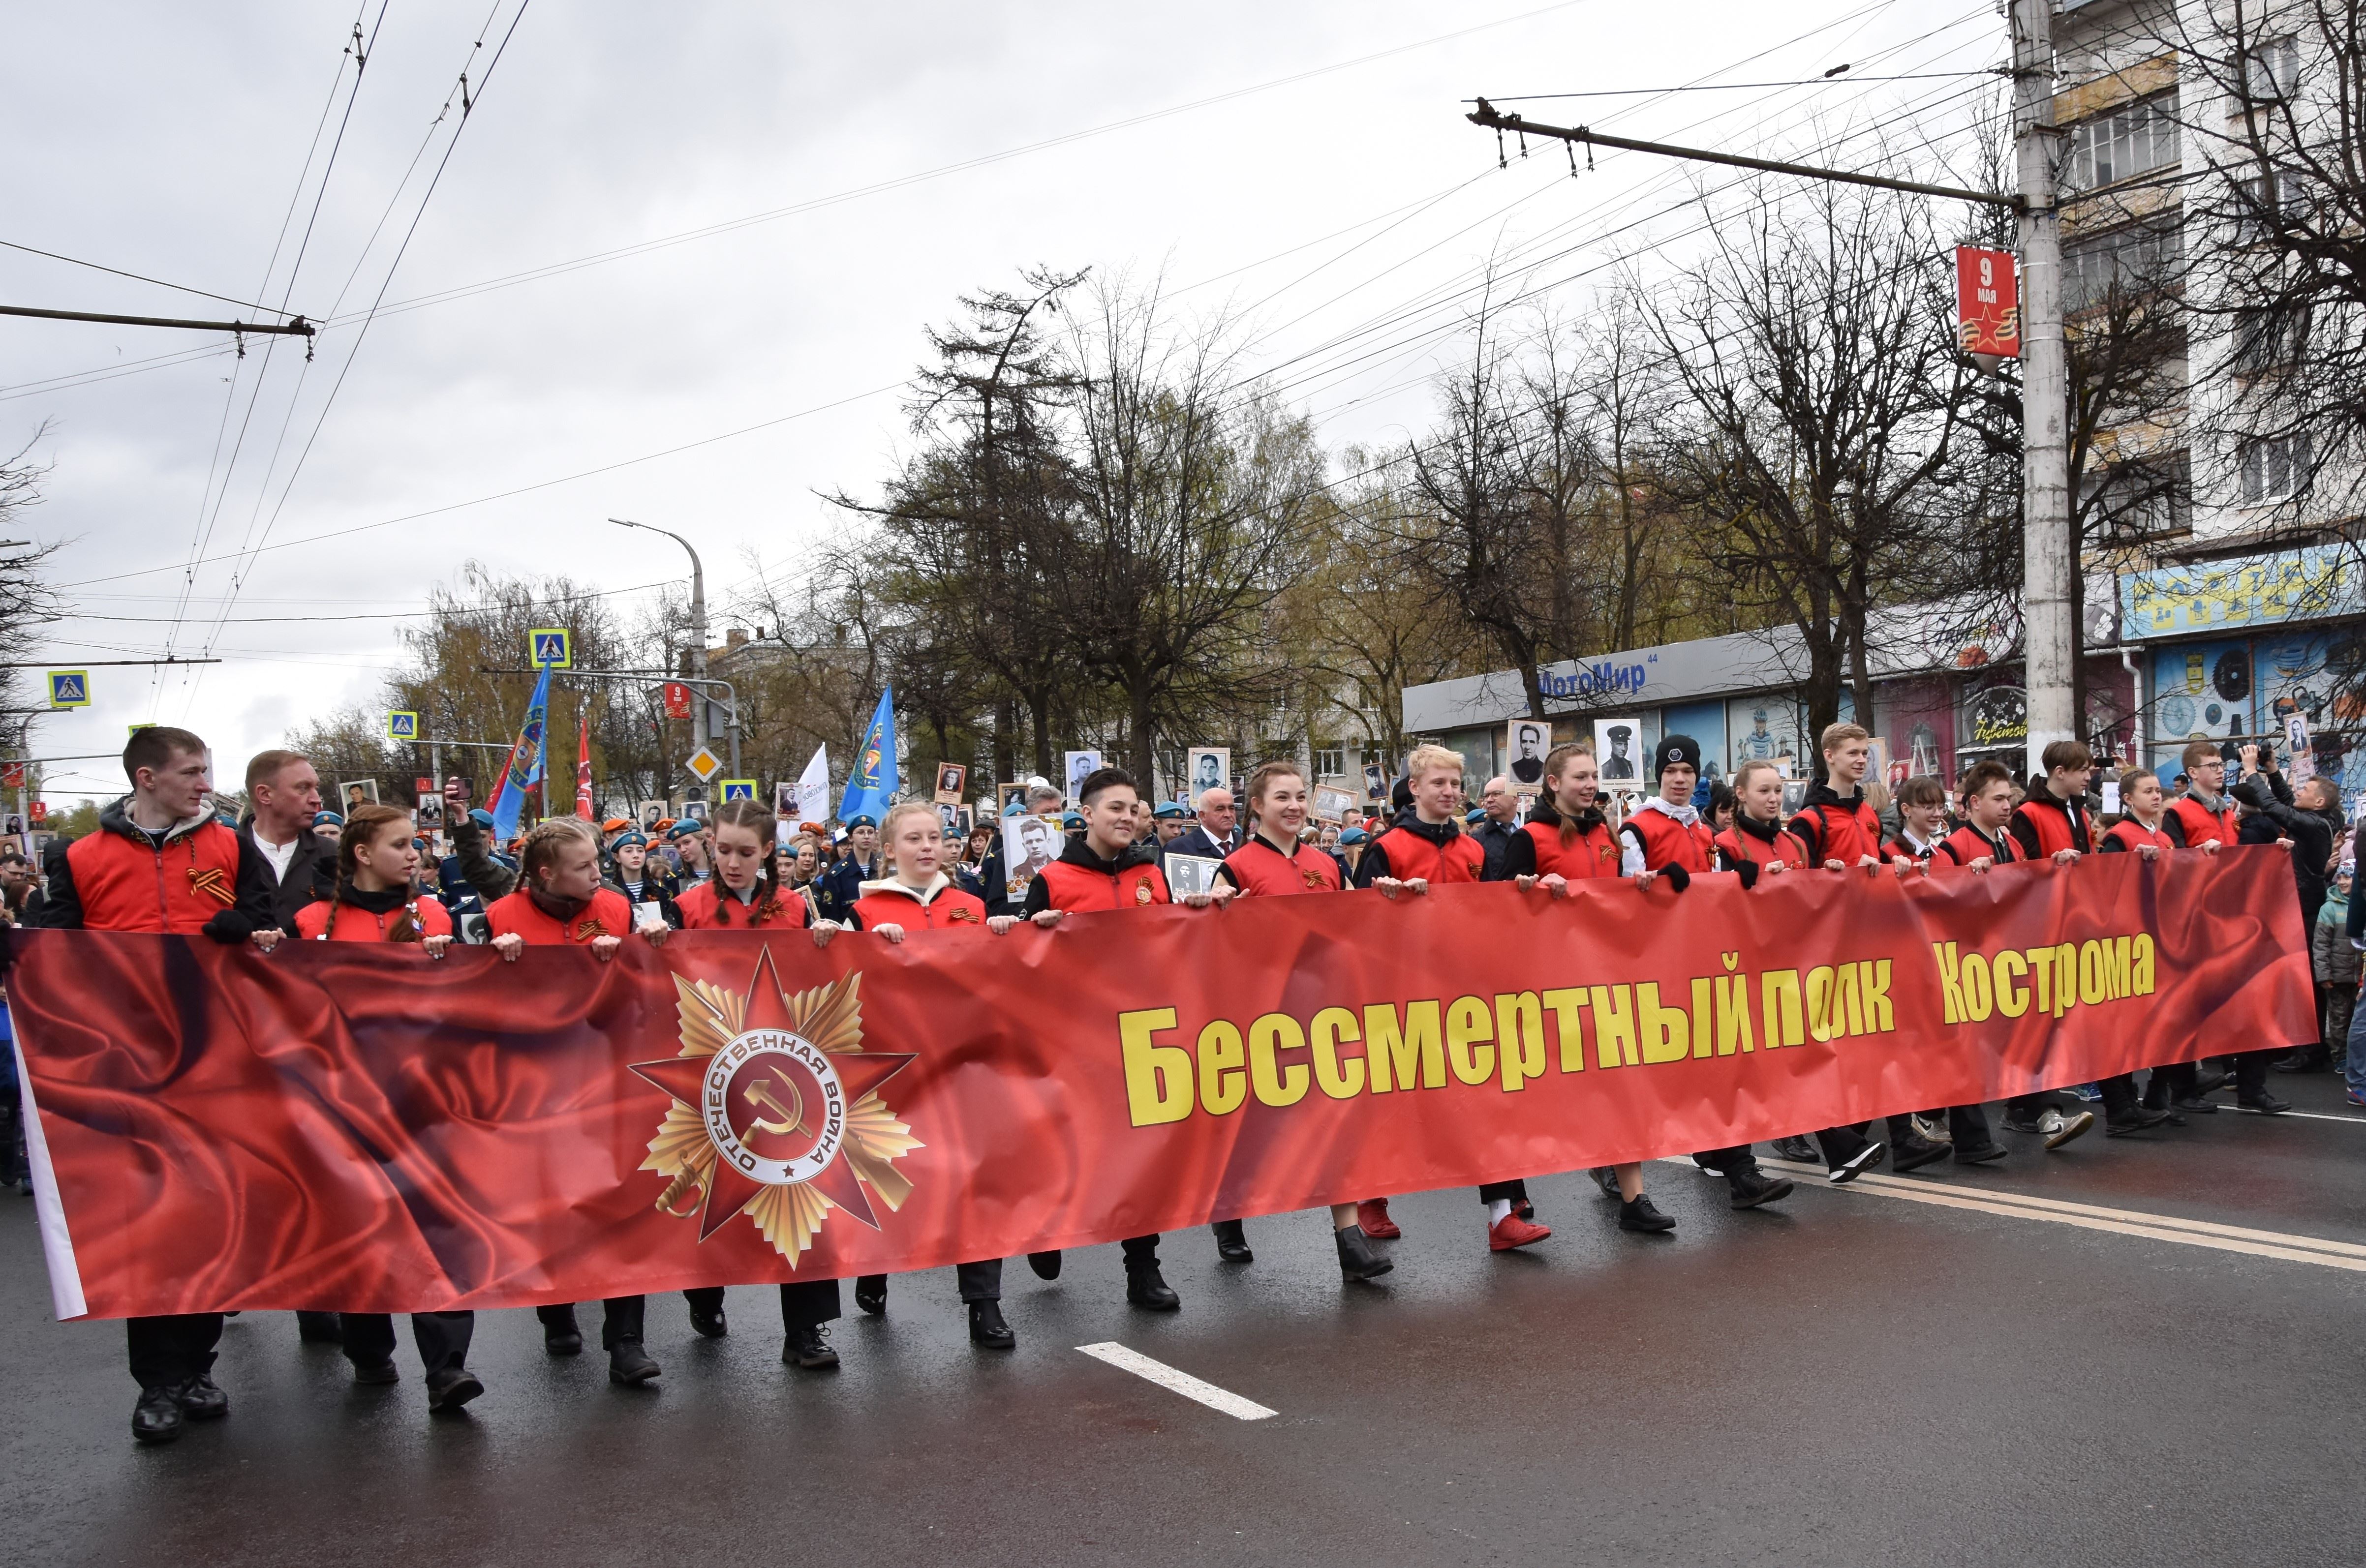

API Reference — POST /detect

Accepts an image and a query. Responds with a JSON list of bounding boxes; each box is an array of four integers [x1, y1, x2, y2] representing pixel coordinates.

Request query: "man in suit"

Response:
[[239, 750, 344, 1346], [1164, 787, 1238, 863]]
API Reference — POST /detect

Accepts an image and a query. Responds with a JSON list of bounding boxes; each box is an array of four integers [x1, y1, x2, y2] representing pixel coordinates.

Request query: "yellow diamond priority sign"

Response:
[[683, 746, 724, 783]]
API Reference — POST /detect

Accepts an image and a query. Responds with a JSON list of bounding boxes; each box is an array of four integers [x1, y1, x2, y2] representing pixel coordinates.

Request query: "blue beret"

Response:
[[1153, 800, 1189, 820], [612, 831, 647, 850], [313, 810, 344, 826], [1338, 826, 1368, 844], [1062, 811, 1084, 828], [1464, 807, 1486, 823], [667, 818, 705, 840], [467, 808, 495, 830]]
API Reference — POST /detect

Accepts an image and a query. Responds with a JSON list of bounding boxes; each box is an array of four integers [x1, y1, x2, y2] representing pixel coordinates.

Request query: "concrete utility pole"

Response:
[[608, 518, 709, 778], [2013, 0, 2075, 774]]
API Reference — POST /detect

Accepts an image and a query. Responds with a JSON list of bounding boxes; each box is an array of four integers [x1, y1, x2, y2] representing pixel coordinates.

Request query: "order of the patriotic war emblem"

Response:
[[630, 949, 918, 1264]]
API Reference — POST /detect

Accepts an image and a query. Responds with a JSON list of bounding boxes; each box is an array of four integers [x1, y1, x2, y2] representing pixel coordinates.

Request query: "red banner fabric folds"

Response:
[[5, 848, 2311, 1320]]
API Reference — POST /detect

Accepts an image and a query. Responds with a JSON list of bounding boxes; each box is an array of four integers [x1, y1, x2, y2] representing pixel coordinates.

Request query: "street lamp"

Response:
[[609, 518, 709, 763]]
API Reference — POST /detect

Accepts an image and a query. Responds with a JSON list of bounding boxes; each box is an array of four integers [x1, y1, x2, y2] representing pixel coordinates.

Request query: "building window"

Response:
[[2065, 220, 2185, 308], [1312, 748, 1345, 781], [2242, 35, 2299, 102], [2081, 452, 2192, 542], [2237, 434, 2310, 503], [2236, 167, 2306, 242], [2067, 93, 2180, 190], [2231, 304, 2306, 372]]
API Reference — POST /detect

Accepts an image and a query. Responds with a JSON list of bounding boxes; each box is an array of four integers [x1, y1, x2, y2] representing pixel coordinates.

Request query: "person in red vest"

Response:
[[1720, 756, 1893, 1183], [1205, 760, 1397, 1278], [1020, 764, 1226, 1311], [289, 803, 483, 1412], [639, 797, 841, 1362], [2103, 767, 2235, 1120], [1505, 742, 1675, 1234], [1934, 760, 2095, 1150], [1349, 744, 1489, 1244], [1871, 773, 2007, 1169], [33, 725, 283, 1446], [2011, 741, 2172, 1138], [825, 800, 1022, 1347], [2166, 739, 2239, 847], [1621, 735, 1797, 1210], [486, 819, 666, 1386], [1788, 723, 1911, 877]]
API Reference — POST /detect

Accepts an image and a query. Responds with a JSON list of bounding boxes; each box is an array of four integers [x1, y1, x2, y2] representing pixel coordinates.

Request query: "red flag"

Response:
[[5, 849, 2312, 1319], [575, 705, 594, 820]]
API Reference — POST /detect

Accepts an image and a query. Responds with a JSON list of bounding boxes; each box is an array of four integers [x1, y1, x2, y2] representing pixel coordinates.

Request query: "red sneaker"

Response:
[[1488, 1212, 1552, 1251], [1355, 1198, 1400, 1240]]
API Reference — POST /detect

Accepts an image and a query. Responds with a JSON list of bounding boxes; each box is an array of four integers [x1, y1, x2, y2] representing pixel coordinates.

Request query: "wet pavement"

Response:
[[5, 1073, 2362, 1568]]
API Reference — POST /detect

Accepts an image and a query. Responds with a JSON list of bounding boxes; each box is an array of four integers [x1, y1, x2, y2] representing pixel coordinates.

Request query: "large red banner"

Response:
[[4, 848, 2310, 1320]]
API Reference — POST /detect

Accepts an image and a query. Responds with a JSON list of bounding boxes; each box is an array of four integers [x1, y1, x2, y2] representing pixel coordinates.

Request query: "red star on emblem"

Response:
[[630, 948, 915, 1240]]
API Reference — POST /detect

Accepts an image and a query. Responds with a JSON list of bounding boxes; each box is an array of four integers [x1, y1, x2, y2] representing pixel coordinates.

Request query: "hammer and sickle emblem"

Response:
[[744, 1075, 812, 1139]]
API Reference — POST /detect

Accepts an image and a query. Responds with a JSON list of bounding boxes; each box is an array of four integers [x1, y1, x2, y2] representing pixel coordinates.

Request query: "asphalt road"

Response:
[[5, 1073, 2362, 1568]]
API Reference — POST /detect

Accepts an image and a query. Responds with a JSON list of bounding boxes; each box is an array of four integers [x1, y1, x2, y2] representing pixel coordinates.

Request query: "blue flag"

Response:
[[487, 663, 552, 840], [837, 687, 897, 824]]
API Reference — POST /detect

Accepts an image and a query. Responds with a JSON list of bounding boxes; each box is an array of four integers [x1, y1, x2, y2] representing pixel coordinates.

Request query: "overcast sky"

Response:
[[0, 0, 2003, 802]]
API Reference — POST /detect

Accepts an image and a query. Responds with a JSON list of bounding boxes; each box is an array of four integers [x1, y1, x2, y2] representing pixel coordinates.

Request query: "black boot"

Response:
[[608, 1341, 659, 1385], [426, 1367, 484, 1412], [1125, 1264, 1180, 1311], [854, 1275, 888, 1315], [1589, 1166, 1621, 1197], [782, 1325, 838, 1369], [539, 1304, 583, 1356], [1027, 1251, 1061, 1280], [1618, 1195, 1676, 1233], [1728, 1167, 1795, 1209], [1891, 1134, 1952, 1174], [173, 1373, 229, 1420], [967, 1299, 1015, 1348], [686, 1290, 727, 1338], [132, 1385, 183, 1446], [1335, 1224, 1394, 1280], [1211, 1219, 1253, 1263]]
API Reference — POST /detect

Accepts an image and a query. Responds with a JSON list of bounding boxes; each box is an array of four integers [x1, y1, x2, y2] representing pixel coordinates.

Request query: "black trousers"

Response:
[[853, 1262, 1005, 1301], [126, 1313, 222, 1389], [682, 1287, 724, 1317], [338, 1311, 474, 1376], [779, 1278, 840, 1330], [538, 1296, 646, 1349], [1694, 1145, 1762, 1181], [2009, 1073, 2139, 1121], [1811, 1122, 1876, 1170], [1031, 1235, 1162, 1274], [1477, 1178, 1531, 1205]]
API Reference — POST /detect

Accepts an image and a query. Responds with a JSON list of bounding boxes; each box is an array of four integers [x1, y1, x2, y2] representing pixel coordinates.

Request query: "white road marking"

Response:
[[1726, 1157, 2366, 1273], [2225, 1105, 2366, 1124], [1075, 1342, 1276, 1420]]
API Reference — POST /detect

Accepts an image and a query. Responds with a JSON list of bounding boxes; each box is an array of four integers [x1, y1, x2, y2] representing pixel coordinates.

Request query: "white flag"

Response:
[[794, 745, 830, 824]]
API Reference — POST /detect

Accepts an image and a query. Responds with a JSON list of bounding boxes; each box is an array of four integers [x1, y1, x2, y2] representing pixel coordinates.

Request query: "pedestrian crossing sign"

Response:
[[528, 628, 573, 669], [683, 747, 723, 783], [386, 710, 419, 741], [46, 670, 90, 709], [719, 778, 757, 802]]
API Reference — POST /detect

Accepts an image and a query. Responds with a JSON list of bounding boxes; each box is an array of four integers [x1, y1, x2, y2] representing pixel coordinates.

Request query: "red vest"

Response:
[[1520, 818, 1619, 880], [64, 819, 246, 934], [1371, 823, 1483, 883], [2014, 796, 2093, 856], [486, 886, 633, 945], [2167, 794, 2237, 848], [1714, 822, 1810, 872], [1938, 825, 2019, 867], [2106, 817, 2177, 853], [1627, 809, 1714, 873], [675, 878, 810, 930], [1223, 835, 1343, 896], [1796, 796, 1888, 864], [293, 895, 454, 942], [1035, 856, 1170, 911], [850, 883, 989, 932]]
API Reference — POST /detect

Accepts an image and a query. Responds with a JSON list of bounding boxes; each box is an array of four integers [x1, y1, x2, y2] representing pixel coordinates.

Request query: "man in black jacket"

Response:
[[2235, 765, 2340, 1073]]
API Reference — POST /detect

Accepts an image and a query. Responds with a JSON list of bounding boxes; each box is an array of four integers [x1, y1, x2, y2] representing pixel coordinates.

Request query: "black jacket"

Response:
[[2234, 774, 2334, 912], [1470, 817, 1519, 881], [239, 819, 338, 931]]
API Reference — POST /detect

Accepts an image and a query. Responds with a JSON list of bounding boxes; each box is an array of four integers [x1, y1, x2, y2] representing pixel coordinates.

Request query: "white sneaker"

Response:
[[1910, 1114, 1951, 1144], [2038, 1108, 2094, 1149]]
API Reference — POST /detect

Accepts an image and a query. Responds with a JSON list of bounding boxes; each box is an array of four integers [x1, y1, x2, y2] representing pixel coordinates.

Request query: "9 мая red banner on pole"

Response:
[[3, 847, 2311, 1320]]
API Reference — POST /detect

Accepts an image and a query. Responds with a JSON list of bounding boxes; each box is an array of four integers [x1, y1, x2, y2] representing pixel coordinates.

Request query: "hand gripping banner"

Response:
[[3, 848, 2311, 1319]]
